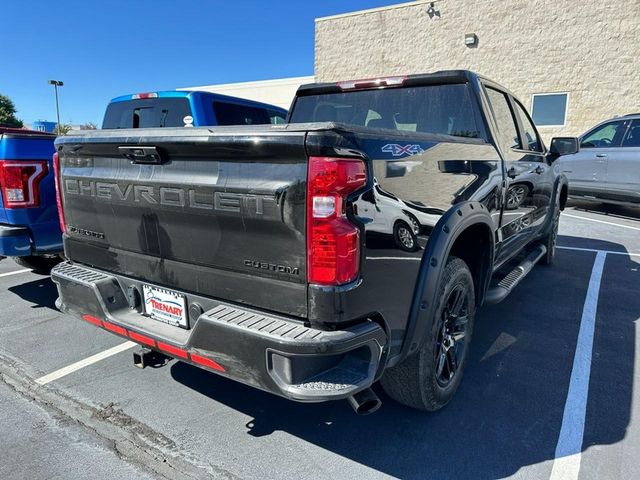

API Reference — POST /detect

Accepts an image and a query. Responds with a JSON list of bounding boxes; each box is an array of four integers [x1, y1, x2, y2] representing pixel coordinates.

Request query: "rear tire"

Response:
[[381, 256, 475, 411], [14, 255, 62, 274]]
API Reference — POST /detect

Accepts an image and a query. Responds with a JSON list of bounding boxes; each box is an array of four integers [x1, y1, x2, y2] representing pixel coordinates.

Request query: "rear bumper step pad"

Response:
[[51, 262, 386, 402]]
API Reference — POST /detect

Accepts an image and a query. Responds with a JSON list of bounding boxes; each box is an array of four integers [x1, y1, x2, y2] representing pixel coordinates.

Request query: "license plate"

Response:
[[142, 285, 188, 328]]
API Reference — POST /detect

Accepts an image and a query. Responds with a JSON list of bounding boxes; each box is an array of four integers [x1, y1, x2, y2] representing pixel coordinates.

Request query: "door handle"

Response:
[[595, 153, 608, 158], [119, 145, 167, 164]]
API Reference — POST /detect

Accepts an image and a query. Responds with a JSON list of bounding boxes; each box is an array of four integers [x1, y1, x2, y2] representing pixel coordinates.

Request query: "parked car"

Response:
[[51, 70, 574, 414], [356, 179, 442, 251], [0, 127, 62, 272], [558, 113, 640, 206], [102, 90, 288, 129]]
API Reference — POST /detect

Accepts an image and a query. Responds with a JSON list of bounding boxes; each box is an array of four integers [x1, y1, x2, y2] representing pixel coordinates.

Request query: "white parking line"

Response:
[[563, 213, 640, 231], [0, 269, 31, 278], [368, 247, 640, 262], [558, 245, 640, 258], [35, 341, 136, 385], [550, 251, 607, 480]]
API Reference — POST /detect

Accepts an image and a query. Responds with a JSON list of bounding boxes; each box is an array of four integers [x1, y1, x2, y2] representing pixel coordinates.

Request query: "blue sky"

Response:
[[4, 0, 398, 126]]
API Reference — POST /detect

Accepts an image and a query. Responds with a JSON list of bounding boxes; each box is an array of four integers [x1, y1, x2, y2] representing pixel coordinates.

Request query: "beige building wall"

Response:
[[179, 76, 315, 111], [315, 0, 640, 142]]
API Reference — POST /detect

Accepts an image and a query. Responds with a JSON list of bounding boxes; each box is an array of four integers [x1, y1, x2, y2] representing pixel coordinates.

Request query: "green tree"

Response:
[[0, 94, 24, 128], [55, 123, 72, 135]]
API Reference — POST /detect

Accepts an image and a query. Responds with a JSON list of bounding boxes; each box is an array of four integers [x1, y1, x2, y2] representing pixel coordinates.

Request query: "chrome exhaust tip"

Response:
[[348, 388, 382, 415]]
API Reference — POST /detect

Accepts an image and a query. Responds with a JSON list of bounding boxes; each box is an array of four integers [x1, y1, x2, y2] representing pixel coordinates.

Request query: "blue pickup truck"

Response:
[[102, 90, 288, 128], [0, 127, 62, 272]]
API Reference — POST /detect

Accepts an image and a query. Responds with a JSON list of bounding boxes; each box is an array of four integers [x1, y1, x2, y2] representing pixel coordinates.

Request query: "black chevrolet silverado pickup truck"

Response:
[[51, 71, 577, 414]]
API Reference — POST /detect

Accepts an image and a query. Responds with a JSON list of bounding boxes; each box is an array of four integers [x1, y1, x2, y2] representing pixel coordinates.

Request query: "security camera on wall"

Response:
[[426, 1, 442, 19]]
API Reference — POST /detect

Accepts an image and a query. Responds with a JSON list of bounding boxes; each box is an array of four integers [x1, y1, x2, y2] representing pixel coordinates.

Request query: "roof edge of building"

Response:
[[178, 75, 315, 91], [315, 0, 431, 23]]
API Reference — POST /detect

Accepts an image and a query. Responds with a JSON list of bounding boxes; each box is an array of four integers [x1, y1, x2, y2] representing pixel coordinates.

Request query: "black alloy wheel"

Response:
[[434, 283, 470, 388]]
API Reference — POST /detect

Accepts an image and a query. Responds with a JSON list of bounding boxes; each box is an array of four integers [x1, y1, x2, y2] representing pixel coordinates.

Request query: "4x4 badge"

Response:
[[381, 144, 425, 157]]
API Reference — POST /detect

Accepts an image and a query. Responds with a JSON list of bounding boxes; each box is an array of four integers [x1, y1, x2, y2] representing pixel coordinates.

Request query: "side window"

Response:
[[486, 87, 521, 151], [513, 101, 543, 152], [622, 119, 640, 148], [581, 121, 626, 148], [269, 110, 287, 125]]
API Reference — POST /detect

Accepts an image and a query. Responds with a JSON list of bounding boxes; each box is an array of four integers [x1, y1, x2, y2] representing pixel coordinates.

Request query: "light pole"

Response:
[[48, 80, 64, 134]]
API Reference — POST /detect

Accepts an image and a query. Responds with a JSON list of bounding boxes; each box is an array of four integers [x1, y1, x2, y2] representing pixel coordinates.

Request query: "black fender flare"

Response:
[[557, 173, 569, 210], [539, 173, 569, 237], [396, 200, 495, 364]]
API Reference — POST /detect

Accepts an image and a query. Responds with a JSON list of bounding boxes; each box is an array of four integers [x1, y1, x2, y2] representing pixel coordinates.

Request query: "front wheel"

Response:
[[381, 256, 476, 411]]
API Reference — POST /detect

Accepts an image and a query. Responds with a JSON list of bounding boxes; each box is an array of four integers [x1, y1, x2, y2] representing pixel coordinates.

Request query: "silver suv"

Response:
[[559, 113, 640, 206]]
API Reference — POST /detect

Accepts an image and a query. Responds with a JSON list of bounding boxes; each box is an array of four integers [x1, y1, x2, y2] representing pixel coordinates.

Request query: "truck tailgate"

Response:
[[56, 127, 308, 317]]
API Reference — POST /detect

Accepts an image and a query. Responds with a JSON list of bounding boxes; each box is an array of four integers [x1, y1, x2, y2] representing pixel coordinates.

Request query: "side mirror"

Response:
[[549, 137, 579, 158]]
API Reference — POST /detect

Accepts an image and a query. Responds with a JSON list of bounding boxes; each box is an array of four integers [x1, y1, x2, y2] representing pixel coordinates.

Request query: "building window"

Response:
[[531, 93, 568, 127]]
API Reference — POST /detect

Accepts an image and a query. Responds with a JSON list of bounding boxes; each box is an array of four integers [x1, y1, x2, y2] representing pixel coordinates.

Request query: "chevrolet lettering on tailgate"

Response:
[[64, 179, 276, 215]]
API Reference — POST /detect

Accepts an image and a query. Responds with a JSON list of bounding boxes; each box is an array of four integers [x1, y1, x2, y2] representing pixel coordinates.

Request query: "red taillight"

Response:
[[307, 156, 367, 285], [0, 160, 48, 208], [337, 76, 407, 91], [131, 93, 158, 99], [53, 152, 66, 233]]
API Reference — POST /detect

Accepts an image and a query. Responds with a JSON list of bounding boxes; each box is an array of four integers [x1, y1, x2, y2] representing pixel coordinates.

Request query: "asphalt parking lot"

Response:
[[1, 201, 639, 480]]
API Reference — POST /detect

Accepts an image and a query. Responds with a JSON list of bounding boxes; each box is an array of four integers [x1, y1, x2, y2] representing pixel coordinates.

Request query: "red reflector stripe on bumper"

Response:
[[157, 342, 188, 359], [103, 321, 127, 336], [128, 331, 156, 347], [81, 315, 219, 368], [82, 314, 103, 327], [190, 353, 225, 372]]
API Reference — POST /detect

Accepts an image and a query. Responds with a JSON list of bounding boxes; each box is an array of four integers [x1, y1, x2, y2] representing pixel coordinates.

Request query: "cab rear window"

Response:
[[290, 84, 483, 139], [213, 101, 271, 126], [102, 98, 192, 129]]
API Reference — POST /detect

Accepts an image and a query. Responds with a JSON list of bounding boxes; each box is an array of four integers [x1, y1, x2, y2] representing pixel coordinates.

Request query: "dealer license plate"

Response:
[[142, 285, 188, 328]]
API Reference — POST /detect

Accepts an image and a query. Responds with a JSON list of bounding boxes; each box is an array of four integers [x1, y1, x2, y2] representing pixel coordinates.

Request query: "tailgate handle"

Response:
[[119, 146, 167, 164]]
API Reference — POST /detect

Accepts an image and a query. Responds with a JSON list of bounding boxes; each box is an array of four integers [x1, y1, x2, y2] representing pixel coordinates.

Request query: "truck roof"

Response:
[[294, 69, 521, 115], [108, 90, 287, 114], [296, 69, 506, 96], [0, 126, 56, 138]]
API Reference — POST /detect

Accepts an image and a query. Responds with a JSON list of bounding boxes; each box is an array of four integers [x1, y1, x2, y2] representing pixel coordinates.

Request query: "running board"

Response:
[[485, 244, 547, 305]]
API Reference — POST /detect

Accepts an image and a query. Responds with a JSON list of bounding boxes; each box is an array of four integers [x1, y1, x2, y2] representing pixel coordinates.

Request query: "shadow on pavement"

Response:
[[8, 277, 59, 311], [170, 235, 636, 479], [568, 199, 640, 221]]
